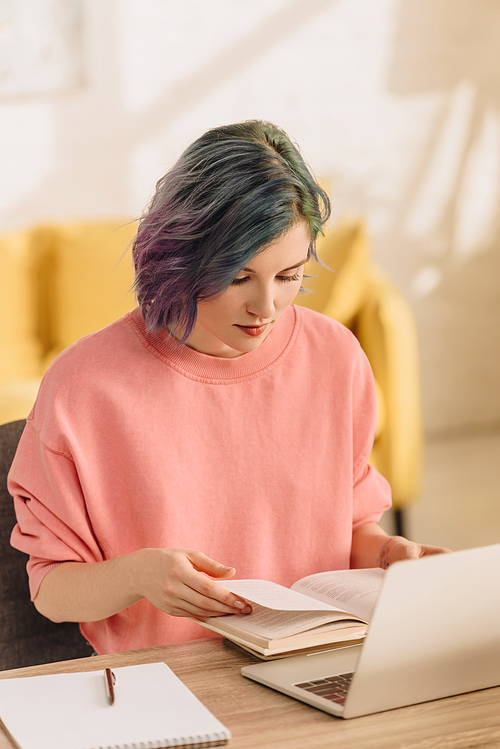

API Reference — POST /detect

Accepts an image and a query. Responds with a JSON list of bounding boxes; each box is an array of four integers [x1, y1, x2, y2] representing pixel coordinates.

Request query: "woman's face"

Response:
[[185, 221, 311, 358]]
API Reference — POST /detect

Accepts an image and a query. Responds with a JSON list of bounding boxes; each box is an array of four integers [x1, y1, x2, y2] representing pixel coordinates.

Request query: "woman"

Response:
[[9, 120, 447, 654]]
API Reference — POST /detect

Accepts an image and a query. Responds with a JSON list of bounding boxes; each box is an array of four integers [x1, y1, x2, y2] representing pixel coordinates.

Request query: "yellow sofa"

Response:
[[0, 218, 422, 531], [0, 220, 137, 425], [294, 218, 423, 528]]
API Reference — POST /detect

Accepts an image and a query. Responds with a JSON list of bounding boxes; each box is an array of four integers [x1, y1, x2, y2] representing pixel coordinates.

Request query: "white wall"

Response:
[[1, 0, 499, 436]]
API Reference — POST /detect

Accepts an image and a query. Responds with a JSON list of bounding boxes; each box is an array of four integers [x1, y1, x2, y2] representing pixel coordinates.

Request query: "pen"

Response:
[[104, 668, 116, 705]]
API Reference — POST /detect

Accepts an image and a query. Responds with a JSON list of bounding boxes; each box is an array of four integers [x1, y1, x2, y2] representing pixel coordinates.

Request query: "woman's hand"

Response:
[[34, 548, 251, 624], [135, 548, 252, 618], [377, 536, 451, 569], [350, 523, 451, 569]]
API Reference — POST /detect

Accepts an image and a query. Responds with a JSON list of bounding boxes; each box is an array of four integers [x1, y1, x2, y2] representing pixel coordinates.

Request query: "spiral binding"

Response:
[[94, 730, 230, 748]]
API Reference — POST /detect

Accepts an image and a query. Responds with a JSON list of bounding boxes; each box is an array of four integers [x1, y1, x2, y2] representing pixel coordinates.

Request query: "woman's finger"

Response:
[[181, 563, 250, 612]]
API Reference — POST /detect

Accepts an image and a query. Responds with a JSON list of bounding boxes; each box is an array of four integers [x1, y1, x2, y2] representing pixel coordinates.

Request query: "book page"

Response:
[[291, 568, 385, 622], [218, 579, 338, 612], [205, 603, 353, 639]]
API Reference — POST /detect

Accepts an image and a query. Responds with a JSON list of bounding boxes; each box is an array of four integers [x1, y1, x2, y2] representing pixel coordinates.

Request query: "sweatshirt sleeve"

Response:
[[8, 418, 104, 601], [350, 342, 392, 530]]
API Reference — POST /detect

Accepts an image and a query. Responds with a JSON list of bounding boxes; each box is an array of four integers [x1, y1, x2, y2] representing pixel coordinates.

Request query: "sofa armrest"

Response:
[[356, 266, 424, 508]]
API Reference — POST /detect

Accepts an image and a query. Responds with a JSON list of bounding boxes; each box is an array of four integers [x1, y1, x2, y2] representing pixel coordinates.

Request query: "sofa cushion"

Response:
[[39, 220, 138, 369], [295, 219, 370, 327], [0, 230, 42, 381]]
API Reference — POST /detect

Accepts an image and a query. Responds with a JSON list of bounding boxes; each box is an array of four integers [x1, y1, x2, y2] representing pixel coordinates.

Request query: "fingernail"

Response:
[[234, 601, 245, 609], [241, 606, 252, 614]]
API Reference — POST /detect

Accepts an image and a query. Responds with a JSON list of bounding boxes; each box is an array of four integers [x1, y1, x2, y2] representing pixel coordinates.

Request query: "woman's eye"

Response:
[[277, 271, 301, 283], [231, 270, 301, 286]]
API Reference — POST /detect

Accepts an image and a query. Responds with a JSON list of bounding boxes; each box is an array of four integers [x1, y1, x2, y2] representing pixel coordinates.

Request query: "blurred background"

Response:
[[0, 0, 499, 549]]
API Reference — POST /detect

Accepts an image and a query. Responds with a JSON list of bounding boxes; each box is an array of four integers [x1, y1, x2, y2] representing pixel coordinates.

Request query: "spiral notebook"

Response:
[[0, 662, 230, 749]]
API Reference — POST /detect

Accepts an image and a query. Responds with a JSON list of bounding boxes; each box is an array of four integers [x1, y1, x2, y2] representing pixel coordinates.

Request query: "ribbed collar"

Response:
[[129, 305, 300, 383]]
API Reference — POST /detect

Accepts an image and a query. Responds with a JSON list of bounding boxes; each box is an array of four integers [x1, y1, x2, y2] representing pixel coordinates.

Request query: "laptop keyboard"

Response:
[[294, 672, 354, 705]]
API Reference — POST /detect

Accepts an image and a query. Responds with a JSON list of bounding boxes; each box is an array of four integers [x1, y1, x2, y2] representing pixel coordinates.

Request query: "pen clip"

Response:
[[104, 668, 116, 705]]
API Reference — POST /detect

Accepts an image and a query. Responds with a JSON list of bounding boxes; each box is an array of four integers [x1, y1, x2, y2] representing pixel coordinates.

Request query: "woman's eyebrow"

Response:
[[242, 257, 309, 273]]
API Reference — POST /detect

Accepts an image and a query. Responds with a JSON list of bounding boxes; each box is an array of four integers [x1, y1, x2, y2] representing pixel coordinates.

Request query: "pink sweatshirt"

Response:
[[9, 304, 391, 654]]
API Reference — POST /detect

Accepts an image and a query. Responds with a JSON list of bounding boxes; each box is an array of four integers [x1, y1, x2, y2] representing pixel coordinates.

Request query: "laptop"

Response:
[[241, 544, 500, 718]]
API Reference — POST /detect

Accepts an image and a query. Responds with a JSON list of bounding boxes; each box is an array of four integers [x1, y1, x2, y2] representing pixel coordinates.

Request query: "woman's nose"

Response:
[[246, 283, 275, 320]]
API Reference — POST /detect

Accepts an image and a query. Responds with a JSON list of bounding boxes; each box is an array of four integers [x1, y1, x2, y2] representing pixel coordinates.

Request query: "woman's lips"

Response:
[[235, 324, 269, 337]]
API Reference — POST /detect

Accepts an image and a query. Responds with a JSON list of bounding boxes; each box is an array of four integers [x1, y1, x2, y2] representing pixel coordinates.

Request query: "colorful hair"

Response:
[[132, 120, 330, 340]]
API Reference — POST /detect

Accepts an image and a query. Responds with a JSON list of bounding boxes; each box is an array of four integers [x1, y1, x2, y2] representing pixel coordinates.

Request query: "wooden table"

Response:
[[1, 638, 499, 749]]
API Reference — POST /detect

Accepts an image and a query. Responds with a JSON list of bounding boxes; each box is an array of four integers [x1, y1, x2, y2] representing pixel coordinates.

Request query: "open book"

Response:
[[194, 568, 385, 659]]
